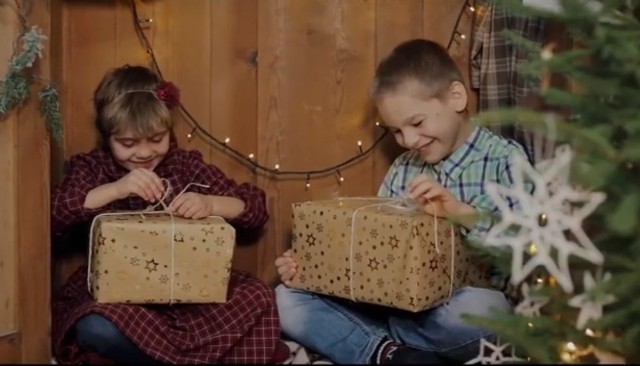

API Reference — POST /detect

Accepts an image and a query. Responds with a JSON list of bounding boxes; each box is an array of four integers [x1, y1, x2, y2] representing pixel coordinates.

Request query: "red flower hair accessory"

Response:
[[156, 81, 180, 109]]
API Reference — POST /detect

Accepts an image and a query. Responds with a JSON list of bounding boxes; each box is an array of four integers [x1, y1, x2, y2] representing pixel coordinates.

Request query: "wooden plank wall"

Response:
[[52, 0, 476, 285], [0, 0, 52, 362]]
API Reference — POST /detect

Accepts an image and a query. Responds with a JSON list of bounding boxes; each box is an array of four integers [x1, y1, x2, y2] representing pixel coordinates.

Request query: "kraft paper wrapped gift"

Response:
[[88, 212, 235, 304], [288, 198, 492, 312]]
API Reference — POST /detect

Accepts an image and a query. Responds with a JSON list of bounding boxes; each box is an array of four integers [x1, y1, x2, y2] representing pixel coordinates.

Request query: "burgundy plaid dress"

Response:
[[52, 143, 282, 364]]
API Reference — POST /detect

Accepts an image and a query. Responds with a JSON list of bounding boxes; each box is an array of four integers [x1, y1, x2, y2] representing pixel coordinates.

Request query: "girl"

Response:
[[52, 65, 287, 364]]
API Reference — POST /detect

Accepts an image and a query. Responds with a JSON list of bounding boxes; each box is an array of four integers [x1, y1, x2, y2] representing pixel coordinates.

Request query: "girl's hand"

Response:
[[114, 168, 165, 202], [169, 192, 213, 219]]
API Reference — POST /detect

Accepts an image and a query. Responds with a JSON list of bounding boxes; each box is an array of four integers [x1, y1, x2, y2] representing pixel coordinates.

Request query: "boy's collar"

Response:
[[434, 125, 486, 182]]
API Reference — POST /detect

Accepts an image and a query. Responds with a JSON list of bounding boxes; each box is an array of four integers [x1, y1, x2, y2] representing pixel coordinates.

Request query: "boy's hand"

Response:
[[275, 249, 298, 286], [114, 168, 165, 202], [169, 192, 213, 219], [406, 174, 469, 218]]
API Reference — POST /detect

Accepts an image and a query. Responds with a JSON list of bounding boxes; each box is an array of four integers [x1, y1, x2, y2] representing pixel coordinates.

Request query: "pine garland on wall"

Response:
[[0, 1, 62, 141]]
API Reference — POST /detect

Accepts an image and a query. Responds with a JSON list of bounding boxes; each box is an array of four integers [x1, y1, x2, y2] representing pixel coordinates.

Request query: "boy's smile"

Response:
[[376, 79, 472, 164]]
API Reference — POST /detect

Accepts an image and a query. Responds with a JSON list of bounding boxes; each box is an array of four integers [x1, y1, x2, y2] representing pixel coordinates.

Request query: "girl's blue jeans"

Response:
[[74, 313, 160, 364]]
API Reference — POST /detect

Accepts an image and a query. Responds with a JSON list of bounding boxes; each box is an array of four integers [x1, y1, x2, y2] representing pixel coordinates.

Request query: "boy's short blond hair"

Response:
[[372, 39, 464, 100], [93, 65, 174, 147]]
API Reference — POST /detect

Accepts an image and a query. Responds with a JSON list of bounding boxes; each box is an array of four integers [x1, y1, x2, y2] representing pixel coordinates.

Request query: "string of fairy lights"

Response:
[[129, 0, 477, 188]]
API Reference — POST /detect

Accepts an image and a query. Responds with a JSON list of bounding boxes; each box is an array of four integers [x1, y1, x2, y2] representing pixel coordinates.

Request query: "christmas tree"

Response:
[[463, 0, 640, 363]]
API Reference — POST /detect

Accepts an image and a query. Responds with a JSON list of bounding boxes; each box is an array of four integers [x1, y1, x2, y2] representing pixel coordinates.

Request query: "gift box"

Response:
[[88, 212, 235, 304], [288, 198, 492, 312]]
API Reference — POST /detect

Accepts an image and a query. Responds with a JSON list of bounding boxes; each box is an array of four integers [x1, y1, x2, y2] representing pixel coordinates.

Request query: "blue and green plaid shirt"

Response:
[[377, 125, 530, 289]]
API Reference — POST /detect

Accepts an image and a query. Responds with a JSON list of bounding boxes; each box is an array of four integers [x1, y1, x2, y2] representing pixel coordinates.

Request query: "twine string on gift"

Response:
[[345, 196, 456, 304], [87, 179, 211, 304]]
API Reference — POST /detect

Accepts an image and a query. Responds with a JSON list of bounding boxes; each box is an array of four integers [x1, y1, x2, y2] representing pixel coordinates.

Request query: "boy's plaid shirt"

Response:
[[377, 125, 530, 290]]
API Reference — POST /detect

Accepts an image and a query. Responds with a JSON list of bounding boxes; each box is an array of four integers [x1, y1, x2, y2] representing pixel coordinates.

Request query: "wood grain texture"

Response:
[[53, 0, 479, 285], [424, 0, 478, 113], [0, 333, 20, 364], [16, 0, 52, 362], [256, 0, 377, 284], [0, 0, 52, 362], [0, 1, 19, 339], [372, 0, 424, 193]]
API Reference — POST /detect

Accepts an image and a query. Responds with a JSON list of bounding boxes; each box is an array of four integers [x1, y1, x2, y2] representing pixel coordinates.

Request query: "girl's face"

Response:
[[108, 127, 170, 171]]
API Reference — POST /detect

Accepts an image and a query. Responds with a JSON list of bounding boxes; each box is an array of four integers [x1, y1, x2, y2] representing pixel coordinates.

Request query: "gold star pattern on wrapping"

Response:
[[97, 234, 106, 248], [145, 258, 159, 273], [306, 233, 317, 247], [316, 223, 324, 232], [174, 232, 184, 243], [399, 220, 409, 230], [344, 268, 351, 281], [388, 235, 400, 249], [386, 253, 395, 264], [429, 258, 439, 270], [159, 274, 169, 284], [368, 257, 380, 271], [220, 275, 229, 287], [370, 229, 379, 239], [201, 226, 217, 235], [129, 257, 140, 266]]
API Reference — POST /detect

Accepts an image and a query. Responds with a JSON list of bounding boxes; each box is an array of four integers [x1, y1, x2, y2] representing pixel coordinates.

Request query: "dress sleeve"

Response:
[[51, 154, 109, 238], [184, 150, 269, 230]]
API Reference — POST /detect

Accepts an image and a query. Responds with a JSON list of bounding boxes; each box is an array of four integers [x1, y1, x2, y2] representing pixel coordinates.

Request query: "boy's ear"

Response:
[[447, 81, 468, 113]]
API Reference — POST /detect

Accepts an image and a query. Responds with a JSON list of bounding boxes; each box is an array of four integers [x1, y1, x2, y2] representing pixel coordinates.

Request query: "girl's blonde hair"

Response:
[[93, 65, 176, 147]]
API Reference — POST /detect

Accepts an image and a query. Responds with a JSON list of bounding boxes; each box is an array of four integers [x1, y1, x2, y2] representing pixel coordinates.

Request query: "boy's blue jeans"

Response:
[[74, 313, 159, 364], [276, 284, 512, 364]]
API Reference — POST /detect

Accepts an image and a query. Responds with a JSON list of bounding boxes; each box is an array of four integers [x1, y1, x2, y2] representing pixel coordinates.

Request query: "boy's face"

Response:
[[108, 127, 170, 171], [376, 79, 470, 164]]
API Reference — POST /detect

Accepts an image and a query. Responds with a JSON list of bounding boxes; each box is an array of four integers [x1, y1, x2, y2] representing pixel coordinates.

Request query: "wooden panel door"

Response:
[[0, 0, 52, 363]]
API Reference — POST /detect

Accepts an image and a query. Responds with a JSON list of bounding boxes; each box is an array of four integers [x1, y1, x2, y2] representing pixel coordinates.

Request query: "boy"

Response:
[[275, 39, 528, 364]]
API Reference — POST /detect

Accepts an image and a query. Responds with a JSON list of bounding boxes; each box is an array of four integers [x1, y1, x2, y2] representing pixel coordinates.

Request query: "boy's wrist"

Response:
[[454, 201, 479, 230]]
